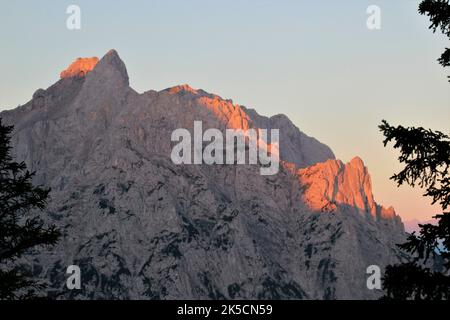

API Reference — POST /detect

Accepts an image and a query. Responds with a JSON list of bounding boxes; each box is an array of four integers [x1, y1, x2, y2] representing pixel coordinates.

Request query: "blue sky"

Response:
[[0, 0, 449, 220]]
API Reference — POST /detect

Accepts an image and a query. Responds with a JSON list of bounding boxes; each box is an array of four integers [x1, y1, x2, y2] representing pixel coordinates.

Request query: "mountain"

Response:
[[0, 50, 406, 299]]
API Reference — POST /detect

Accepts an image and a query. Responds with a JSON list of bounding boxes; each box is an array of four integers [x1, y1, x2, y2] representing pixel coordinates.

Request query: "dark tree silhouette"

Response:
[[379, 0, 450, 300], [419, 0, 450, 79], [0, 118, 60, 299], [379, 120, 450, 299]]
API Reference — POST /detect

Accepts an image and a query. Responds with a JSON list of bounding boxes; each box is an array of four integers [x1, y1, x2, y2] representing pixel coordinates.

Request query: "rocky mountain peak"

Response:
[[166, 84, 199, 95], [298, 157, 382, 218], [60, 57, 99, 78], [0, 50, 406, 299], [85, 49, 129, 87], [349, 156, 364, 168]]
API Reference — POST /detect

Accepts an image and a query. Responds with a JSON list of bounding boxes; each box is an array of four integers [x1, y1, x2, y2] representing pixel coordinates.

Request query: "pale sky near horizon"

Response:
[[0, 0, 449, 221]]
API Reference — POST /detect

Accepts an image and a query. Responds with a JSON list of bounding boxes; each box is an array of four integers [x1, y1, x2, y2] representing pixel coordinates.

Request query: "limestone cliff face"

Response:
[[298, 157, 399, 222], [0, 50, 406, 300]]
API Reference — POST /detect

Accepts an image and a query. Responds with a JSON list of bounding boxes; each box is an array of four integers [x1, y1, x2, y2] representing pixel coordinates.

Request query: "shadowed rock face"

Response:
[[0, 50, 406, 300]]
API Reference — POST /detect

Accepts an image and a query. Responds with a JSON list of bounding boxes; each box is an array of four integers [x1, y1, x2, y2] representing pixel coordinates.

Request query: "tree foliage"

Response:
[[419, 0, 450, 78], [380, 120, 450, 299], [0, 118, 60, 299], [380, 0, 450, 300]]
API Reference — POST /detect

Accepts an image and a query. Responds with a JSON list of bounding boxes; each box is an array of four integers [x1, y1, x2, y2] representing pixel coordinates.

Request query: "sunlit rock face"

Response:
[[297, 157, 402, 225], [60, 57, 99, 78], [0, 50, 406, 300], [298, 157, 376, 215]]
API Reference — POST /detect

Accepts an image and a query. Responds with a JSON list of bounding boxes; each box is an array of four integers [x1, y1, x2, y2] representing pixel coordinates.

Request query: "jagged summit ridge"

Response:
[[0, 50, 405, 299], [297, 157, 400, 223], [84, 49, 129, 87], [3, 49, 400, 223], [3, 49, 399, 223]]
